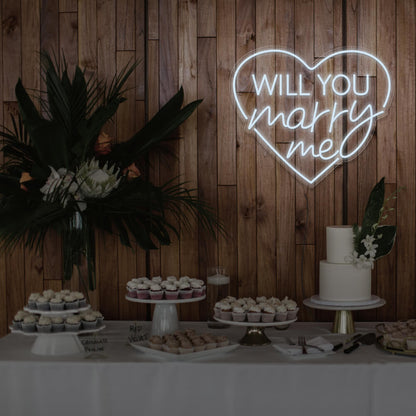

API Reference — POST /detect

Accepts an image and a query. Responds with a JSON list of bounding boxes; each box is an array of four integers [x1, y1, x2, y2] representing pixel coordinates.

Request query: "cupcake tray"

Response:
[[125, 295, 206, 337], [23, 305, 91, 316], [214, 317, 297, 346], [10, 324, 105, 356], [130, 340, 239, 361]]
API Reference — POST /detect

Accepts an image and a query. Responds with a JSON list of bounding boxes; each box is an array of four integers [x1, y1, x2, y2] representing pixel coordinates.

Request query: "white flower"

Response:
[[361, 234, 376, 250], [40, 166, 79, 207], [76, 159, 121, 199]]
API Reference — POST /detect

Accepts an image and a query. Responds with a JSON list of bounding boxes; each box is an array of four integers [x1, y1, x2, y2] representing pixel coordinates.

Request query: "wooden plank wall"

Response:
[[0, 0, 415, 336]]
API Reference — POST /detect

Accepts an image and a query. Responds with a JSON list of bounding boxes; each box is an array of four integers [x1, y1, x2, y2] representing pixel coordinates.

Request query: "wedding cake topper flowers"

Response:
[[347, 177, 397, 269]]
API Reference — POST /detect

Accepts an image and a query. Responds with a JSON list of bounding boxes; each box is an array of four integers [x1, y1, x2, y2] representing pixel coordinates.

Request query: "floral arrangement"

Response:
[[348, 177, 397, 268], [0, 52, 218, 290]]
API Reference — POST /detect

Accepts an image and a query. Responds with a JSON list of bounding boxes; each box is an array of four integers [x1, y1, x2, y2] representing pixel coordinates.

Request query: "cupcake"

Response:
[[162, 339, 180, 354], [232, 305, 246, 322], [214, 302, 223, 318], [247, 304, 261, 323], [28, 293, 40, 309], [21, 315, 37, 332], [219, 303, 232, 321], [91, 310, 104, 325], [179, 276, 191, 284], [151, 276, 163, 284], [36, 296, 50, 311], [283, 299, 298, 320], [136, 283, 150, 299], [165, 284, 179, 300], [149, 284, 164, 300], [43, 289, 55, 300], [12, 311, 27, 330], [275, 304, 288, 321], [166, 275, 178, 283], [149, 335, 163, 350], [190, 280, 204, 298], [215, 335, 230, 347], [256, 296, 267, 304], [127, 282, 138, 298], [73, 292, 87, 308], [261, 304, 276, 323], [60, 289, 71, 296], [64, 295, 79, 310], [51, 316, 65, 332], [81, 313, 98, 330], [36, 316, 52, 333], [178, 339, 194, 354], [191, 337, 206, 352], [49, 296, 65, 311], [65, 315, 82, 331], [179, 282, 193, 299]]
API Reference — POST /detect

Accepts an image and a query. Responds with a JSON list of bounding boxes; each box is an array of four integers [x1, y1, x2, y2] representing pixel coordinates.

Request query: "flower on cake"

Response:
[[351, 177, 398, 269]]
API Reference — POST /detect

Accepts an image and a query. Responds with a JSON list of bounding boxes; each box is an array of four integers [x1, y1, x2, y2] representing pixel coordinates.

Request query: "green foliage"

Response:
[[0, 51, 220, 290]]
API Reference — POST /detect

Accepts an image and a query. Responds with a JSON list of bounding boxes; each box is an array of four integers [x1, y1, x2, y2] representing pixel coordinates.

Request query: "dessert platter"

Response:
[[376, 319, 416, 357], [213, 296, 299, 346], [11, 290, 105, 356], [304, 226, 386, 334], [125, 275, 206, 336], [130, 328, 238, 360]]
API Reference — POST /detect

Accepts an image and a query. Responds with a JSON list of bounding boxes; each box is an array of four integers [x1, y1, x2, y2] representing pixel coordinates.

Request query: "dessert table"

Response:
[[0, 321, 415, 416]]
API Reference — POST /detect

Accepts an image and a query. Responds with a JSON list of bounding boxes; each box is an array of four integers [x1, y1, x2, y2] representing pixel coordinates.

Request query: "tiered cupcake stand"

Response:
[[10, 305, 105, 356], [125, 295, 206, 336], [303, 295, 385, 334], [214, 317, 297, 346]]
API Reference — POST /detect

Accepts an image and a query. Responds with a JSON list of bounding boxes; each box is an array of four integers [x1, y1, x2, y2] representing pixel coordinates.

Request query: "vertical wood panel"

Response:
[[396, 0, 415, 320], [198, 0, 216, 37], [217, 0, 236, 185], [117, 0, 135, 50], [59, 12, 78, 76], [135, 0, 145, 100], [78, 0, 97, 74], [59, 0, 77, 12]]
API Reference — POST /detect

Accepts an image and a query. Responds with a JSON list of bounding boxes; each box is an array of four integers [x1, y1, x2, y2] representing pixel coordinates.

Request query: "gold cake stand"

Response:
[[214, 317, 297, 346], [303, 296, 385, 334]]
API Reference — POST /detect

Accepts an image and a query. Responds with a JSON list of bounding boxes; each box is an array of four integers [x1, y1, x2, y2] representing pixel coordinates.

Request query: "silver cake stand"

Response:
[[303, 295, 385, 334]]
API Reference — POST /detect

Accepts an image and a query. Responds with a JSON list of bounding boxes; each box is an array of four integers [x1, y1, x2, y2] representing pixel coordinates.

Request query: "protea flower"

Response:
[[76, 158, 121, 199]]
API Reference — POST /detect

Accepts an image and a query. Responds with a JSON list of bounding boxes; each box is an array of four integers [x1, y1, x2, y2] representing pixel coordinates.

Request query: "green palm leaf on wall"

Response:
[[0, 51, 219, 290]]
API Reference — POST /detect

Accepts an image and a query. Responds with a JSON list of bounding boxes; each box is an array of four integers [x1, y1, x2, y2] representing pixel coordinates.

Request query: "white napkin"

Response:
[[273, 336, 334, 359]]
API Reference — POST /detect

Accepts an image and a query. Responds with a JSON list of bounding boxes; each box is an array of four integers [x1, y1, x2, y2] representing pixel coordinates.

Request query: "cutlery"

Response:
[[333, 333, 362, 351], [344, 333, 376, 354], [298, 336, 308, 354]]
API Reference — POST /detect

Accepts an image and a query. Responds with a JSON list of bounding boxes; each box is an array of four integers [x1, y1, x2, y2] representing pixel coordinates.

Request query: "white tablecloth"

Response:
[[0, 321, 415, 416]]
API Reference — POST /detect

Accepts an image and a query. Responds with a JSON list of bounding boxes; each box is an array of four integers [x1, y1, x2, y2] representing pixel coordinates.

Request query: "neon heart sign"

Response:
[[232, 49, 392, 185]]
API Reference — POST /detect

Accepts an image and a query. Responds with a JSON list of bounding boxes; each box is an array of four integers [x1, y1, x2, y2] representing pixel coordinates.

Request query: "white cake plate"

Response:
[[303, 296, 386, 334], [125, 295, 206, 336], [214, 317, 297, 346], [24, 305, 91, 316], [10, 325, 105, 356]]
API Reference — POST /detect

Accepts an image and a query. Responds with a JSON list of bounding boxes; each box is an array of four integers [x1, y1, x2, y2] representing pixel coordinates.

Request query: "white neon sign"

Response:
[[232, 49, 392, 185]]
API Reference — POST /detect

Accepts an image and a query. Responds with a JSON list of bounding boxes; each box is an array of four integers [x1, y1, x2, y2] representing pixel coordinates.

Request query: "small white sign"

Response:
[[232, 49, 392, 185]]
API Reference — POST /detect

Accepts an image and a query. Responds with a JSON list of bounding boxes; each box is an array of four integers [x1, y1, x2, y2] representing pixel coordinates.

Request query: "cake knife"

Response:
[[332, 333, 362, 351], [344, 333, 376, 353]]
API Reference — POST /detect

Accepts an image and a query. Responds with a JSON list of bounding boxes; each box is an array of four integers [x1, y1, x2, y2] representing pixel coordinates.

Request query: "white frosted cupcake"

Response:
[[136, 283, 150, 299], [190, 280, 204, 298], [219, 303, 232, 321], [247, 304, 261, 323], [43, 289, 55, 300], [36, 316, 52, 333], [151, 276, 163, 284], [21, 315, 37, 332], [28, 293, 40, 309], [166, 275, 177, 283], [81, 313, 97, 330], [64, 295, 79, 310], [284, 299, 298, 320], [127, 281, 138, 298], [179, 282, 193, 299], [51, 316, 64, 332], [73, 292, 87, 308], [91, 310, 104, 325], [149, 283, 164, 300], [65, 315, 81, 331], [49, 296, 65, 311], [275, 304, 288, 321], [165, 284, 179, 300], [261, 304, 276, 323], [36, 296, 50, 311], [232, 305, 246, 322], [214, 301, 223, 318], [12, 311, 28, 330]]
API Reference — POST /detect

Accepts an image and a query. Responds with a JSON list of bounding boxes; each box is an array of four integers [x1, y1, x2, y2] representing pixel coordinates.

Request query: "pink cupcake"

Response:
[[190, 280, 205, 297], [165, 284, 179, 300], [179, 282, 193, 299], [261, 304, 276, 323], [231, 305, 246, 322], [136, 283, 150, 299], [220, 303, 232, 321], [247, 304, 261, 323], [126, 282, 138, 298], [149, 284, 164, 300]]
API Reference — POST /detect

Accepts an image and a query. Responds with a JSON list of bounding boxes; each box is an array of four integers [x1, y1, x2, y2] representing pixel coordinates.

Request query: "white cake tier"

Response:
[[319, 261, 371, 302], [326, 225, 354, 264]]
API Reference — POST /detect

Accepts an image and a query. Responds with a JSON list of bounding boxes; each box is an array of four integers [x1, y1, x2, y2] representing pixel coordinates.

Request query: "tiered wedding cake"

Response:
[[319, 226, 371, 302]]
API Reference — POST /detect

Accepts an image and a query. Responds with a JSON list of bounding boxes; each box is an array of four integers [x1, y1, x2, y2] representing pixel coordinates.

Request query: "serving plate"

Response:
[[130, 341, 239, 360], [376, 335, 416, 357]]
